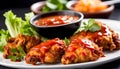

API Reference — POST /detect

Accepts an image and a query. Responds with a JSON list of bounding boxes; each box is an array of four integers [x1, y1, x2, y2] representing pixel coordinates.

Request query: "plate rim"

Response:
[[0, 19, 120, 69]]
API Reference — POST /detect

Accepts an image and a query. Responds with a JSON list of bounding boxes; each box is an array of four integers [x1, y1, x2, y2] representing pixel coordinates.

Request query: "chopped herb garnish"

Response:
[[8, 46, 26, 61], [75, 19, 101, 34], [11, 48, 18, 55], [85, 19, 101, 32], [64, 37, 70, 46], [18, 46, 26, 56], [8, 55, 18, 61], [41, 37, 48, 42]]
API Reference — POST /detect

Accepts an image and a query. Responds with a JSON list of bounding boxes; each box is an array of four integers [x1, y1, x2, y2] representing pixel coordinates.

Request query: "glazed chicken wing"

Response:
[[70, 21, 120, 51], [111, 29, 120, 50], [3, 34, 41, 59], [25, 38, 66, 65], [61, 38, 104, 64]]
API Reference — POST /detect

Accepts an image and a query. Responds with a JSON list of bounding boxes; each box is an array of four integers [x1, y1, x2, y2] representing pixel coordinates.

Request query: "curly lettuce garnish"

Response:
[[0, 29, 10, 52], [3, 10, 39, 38], [0, 11, 40, 52], [3, 11, 23, 37]]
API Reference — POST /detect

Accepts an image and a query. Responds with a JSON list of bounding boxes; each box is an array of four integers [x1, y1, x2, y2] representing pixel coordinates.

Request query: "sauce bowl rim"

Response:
[[30, 10, 84, 28]]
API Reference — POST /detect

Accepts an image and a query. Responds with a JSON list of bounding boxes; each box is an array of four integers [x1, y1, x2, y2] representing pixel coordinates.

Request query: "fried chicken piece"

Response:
[[3, 34, 41, 59], [25, 38, 66, 65], [111, 29, 120, 49], [70, 22, 120, 51], [61, 38, 104, 64]]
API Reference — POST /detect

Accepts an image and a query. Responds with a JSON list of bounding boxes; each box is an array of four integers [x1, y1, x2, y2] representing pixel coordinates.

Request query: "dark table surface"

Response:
[[0, 7, 120, 69]]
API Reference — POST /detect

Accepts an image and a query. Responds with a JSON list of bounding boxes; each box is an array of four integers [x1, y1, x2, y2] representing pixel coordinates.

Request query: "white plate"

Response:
[[0, 19, 120, 69]]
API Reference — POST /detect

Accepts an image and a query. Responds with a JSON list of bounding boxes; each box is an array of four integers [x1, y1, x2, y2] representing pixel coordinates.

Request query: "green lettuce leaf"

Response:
[[3, 10, 23, 37], [3, 11, 39, 38], [0, 29, 10, 52]]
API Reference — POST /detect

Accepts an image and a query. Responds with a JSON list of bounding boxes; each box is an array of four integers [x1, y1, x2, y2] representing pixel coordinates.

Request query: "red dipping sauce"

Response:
[[34, 15, 79, 26]]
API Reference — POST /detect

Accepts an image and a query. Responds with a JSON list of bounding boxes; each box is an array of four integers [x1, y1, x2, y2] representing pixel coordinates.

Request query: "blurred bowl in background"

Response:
[[66, 0, 114, 18], [30, 1, 46, 14], [30, 10, 84, 39]]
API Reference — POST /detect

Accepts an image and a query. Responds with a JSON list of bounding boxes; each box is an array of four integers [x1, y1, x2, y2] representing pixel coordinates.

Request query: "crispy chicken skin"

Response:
[[25, 38, 66, 65], [111, 29, 120, 50], [3, 20, 120, 65], [3, 34, 41, 59], [61, 38, 104, 64], [70, 22, 120, 51]]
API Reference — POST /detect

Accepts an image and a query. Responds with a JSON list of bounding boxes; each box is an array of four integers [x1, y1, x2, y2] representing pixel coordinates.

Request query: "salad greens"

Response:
[[3, 10, 39, 38], [0, 29, 10, 52], [0, 10, 39, 60], [0, 10, 102, 61], [0, 10, 40, 52], [75, 19, 101, 34], [4, 11, 23, 37], [20, 12, 39, 38], [42, 0, 68, 13]]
